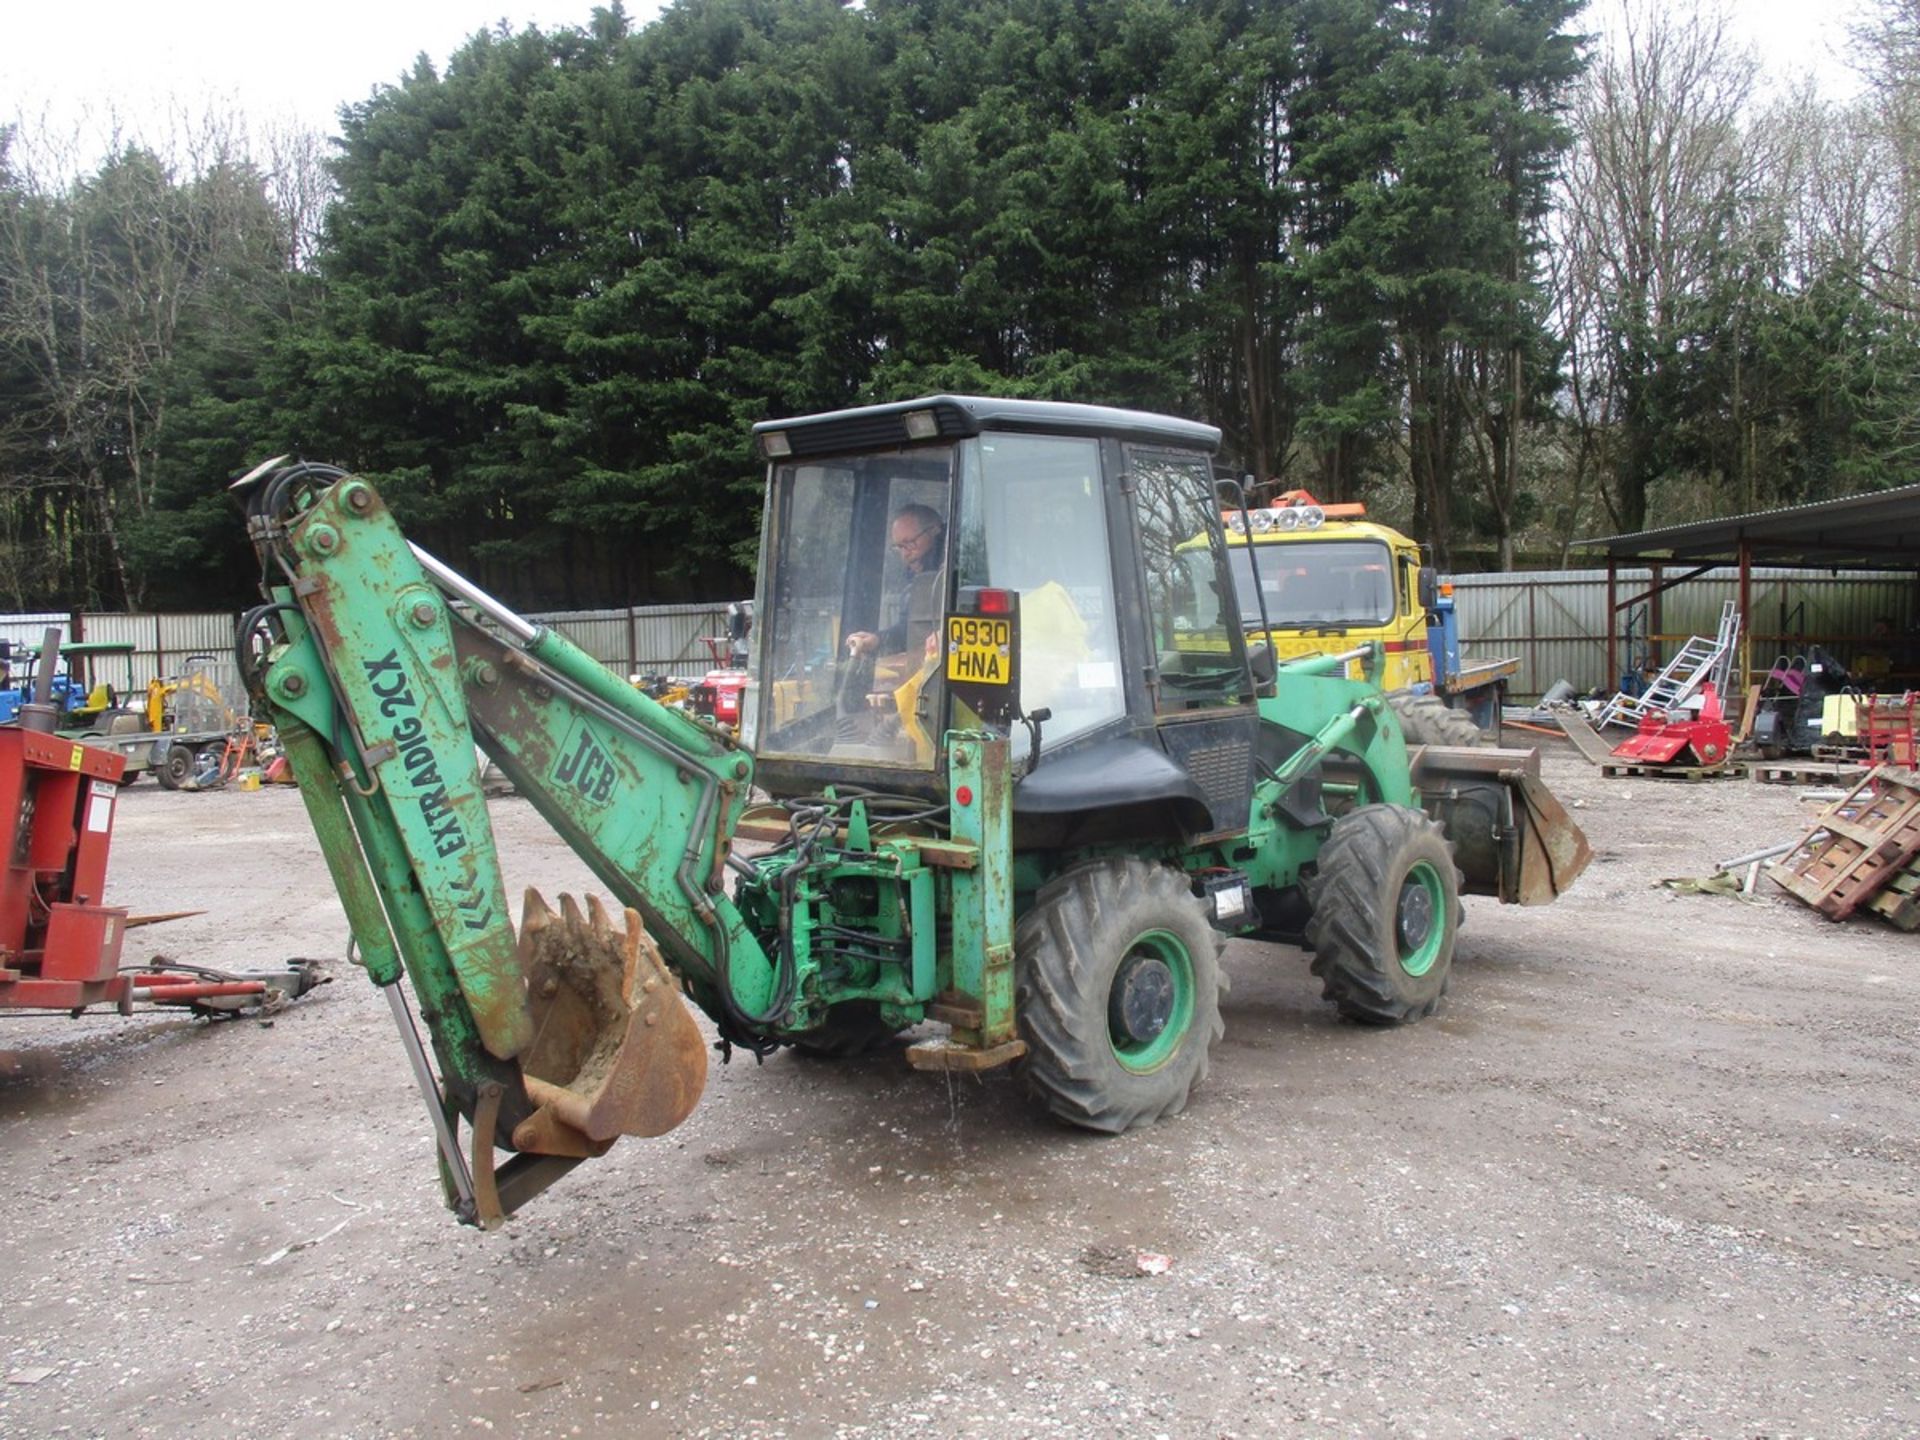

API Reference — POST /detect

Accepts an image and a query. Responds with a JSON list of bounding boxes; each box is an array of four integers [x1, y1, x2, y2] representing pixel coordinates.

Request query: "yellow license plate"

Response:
[[946, 616, 1013, 684]]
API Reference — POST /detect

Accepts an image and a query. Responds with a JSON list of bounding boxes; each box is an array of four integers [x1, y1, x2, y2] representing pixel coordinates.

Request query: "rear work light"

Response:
[[974, 588, 1014, 616]]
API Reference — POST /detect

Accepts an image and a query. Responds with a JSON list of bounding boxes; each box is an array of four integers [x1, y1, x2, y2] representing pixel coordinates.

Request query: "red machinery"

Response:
[[1610, 681, 1733, 770], [688, 603, 752, 733], [0, 724, 135, 1011], [688, 659, 749, 731], [1857, 690, 1917, 768], [0, 629, 324, 1016]]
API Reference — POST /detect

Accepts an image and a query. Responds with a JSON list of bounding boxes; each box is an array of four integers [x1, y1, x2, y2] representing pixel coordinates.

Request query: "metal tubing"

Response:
[[276, 715, 406, 987], [1717, 840, 1797, 871], [384, 981, 478, 1220], [1272, 700, 1377, 787], [410, 543, 540, 645], [133, 982, 266, 1000], [1277, 644, 1376, 677]]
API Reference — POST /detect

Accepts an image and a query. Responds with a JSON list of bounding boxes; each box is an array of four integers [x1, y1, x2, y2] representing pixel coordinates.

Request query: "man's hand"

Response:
[[846, 632, 879, 657]]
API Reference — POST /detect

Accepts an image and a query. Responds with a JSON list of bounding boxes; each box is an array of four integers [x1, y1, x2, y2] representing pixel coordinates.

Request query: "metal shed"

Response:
[[1575, 485, 1920, 691]]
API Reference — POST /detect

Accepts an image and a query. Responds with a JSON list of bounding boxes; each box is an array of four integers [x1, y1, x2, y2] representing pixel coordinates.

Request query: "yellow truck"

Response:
[[1218, 490, 1519, 745]]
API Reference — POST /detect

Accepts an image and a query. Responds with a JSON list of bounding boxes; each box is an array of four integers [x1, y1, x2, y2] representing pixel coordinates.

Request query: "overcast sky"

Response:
[[0, 0, 1871, 165]]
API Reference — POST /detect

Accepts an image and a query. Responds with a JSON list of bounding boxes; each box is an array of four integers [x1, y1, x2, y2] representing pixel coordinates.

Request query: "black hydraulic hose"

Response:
[[235, 602, 303, 697], [257, 461, 348, 527]]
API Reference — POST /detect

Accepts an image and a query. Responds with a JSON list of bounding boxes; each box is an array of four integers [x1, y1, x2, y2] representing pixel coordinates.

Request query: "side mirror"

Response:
[[1246, 640, 1277, 692], [1417, 566, 1438, 611]]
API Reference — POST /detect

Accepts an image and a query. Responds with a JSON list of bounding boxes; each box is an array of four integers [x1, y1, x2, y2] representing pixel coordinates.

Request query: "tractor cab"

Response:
[[747, 397, 1257, 838]]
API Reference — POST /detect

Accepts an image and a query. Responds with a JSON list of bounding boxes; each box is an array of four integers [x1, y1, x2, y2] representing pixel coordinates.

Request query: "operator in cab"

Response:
[[846, 502, 947, 667]]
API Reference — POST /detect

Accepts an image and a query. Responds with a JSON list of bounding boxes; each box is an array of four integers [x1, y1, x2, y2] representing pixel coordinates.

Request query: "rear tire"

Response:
[[1015, 858, 1225, 1134], [1388, 690, 1484, 747], [1304, 804, 1462, 1025]]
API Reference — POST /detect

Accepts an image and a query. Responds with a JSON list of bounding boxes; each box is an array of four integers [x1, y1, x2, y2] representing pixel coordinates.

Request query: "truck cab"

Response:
[[1218, 491, 1516, 734]]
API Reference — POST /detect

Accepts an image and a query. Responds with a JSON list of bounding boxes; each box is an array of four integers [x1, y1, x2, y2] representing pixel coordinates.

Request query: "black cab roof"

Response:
[[752, 395, 1221, 460]]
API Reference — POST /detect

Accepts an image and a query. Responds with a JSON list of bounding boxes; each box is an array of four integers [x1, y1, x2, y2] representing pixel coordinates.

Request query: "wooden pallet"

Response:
[[1772, 766, 1920, 921], [1600, 760, 1737, 781], [1865, 857, 1920, 931], [1745, 759, 1873, 787]]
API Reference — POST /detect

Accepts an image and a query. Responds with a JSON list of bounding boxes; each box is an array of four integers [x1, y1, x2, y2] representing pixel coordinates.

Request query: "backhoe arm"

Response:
[[240, 462, 774, 1225]]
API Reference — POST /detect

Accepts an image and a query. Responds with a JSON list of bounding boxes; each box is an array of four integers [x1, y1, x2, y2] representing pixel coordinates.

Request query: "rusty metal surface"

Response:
[[1408, 742, 1540, 781], [509, 891, 708, 1157], [1412, 744, 1593, 905], [1508, 769, 1595, 904], [471, 1083, 507, 1228], [1551, 706, 1620, 767], [904, 1036, 1028, 1072]]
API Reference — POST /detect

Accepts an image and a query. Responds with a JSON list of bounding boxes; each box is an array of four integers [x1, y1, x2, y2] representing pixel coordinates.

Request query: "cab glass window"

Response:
[[954, 434, 1124, 758], [752, 449, 951, 767], [1127, 447, 1243, 711]]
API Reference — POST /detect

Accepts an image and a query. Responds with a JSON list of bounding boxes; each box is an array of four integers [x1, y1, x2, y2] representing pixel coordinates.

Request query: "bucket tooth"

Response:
[[509, 889, 707, 1156], [520, 887, 555, 933]]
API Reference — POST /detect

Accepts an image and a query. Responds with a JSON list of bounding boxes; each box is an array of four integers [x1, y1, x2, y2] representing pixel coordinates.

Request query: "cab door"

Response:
[[1122, 446, 1258, 841]]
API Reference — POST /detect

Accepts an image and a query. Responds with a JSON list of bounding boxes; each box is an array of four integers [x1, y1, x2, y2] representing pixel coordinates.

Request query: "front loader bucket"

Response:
[[1410, 746, 1593, 905], [509, 891, 708, 1159]]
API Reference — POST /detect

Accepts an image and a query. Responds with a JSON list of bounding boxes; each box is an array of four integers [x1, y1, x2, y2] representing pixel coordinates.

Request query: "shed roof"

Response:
[[1574, 484, 1920, 568]]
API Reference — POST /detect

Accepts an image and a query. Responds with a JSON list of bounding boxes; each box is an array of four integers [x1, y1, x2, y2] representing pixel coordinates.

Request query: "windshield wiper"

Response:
[[1161, 667, 1241, 689], [1248, 617, 1346, 634]]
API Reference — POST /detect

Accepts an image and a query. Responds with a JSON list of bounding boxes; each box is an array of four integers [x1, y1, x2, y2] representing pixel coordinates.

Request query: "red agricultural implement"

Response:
[[1609, 682, 1734, 772], [0, 630, 323, 1019]]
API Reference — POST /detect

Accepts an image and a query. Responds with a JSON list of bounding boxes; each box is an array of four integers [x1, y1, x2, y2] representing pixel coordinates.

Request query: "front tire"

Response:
[[1304, 804, 1462, 1025], [1015, 858, 1225, 1134]]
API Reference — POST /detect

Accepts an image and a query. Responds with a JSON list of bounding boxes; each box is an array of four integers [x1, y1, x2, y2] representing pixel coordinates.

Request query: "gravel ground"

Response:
[[2, 744, 1917, 1439]]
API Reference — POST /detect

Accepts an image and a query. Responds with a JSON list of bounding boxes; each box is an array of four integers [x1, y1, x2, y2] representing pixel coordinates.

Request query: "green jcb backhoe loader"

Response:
[[237, 396, 1589, 1227]]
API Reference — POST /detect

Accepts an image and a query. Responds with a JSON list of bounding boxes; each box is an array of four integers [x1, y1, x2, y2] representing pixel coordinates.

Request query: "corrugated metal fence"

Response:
[[0, 611, 250, 714], [0, 603, 742, 706], [1452, 567, 1915, 699], [6, 567, 1908, 709], [524, 604, 737, 678]]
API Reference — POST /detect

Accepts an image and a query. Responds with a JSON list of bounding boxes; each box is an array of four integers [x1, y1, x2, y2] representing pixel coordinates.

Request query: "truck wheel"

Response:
[[1305, 804, 1462, 1025], [789, 1002, 901, 1059], [1388, 690, 1484, 747], [154, 745, 192, 790], [1015, 858, 1225, 1134]]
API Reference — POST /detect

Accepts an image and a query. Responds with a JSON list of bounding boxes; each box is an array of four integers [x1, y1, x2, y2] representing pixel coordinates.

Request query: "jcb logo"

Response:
[[554, 722, 617, 806]]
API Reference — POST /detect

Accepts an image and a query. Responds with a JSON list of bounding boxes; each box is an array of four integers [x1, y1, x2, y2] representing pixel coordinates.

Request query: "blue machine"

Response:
[[0, 643, 84, 725]]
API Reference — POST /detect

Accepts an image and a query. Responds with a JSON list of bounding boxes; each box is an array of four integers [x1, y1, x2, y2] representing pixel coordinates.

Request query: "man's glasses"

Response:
[[891, 527, 937, 553]]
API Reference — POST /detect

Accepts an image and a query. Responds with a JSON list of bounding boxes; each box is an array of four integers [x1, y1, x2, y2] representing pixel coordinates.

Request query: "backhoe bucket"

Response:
[[1410, 746, 1593, 905], [509, 891, 708, 1159]]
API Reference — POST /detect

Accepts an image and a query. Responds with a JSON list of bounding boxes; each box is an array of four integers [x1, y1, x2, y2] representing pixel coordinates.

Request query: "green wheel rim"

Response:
[[1107, 929, 1195, 1073], [1395, 860, 1447, 977]]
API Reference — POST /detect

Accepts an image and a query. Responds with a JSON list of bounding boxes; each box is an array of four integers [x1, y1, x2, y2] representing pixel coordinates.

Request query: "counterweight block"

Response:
[[509, 890, 708, 1157]]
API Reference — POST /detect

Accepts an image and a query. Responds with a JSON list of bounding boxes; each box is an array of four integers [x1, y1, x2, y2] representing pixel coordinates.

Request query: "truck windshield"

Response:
[[1230, 539, 1397, 628]]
